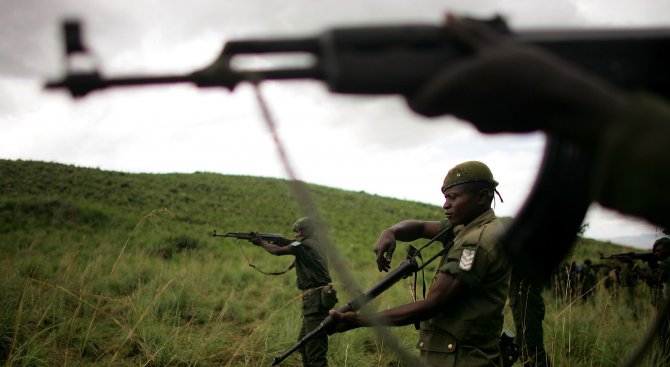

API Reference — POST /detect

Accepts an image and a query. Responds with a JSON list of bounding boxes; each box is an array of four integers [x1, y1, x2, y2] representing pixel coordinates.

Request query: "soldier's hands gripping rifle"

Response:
[[45, 16, 670, 283], [210, 230, 294, 246]]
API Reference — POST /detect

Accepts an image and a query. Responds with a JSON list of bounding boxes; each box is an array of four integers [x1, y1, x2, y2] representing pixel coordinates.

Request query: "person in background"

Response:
[[250, 217, 337, 367]]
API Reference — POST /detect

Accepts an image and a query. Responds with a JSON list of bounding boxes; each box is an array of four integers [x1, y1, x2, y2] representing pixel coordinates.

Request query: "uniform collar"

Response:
[[452, 208, 496, 236]]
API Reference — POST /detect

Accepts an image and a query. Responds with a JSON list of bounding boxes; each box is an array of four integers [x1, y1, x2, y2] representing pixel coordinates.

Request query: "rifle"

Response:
[[271, 227, 452, 366], [210, 230, 294, 246], [45, 16, 670, 283], [600, 252, 656, 263]]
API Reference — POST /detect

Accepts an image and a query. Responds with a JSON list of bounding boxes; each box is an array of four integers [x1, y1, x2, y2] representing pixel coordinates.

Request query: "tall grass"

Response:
[[0, 159, 663, 366]]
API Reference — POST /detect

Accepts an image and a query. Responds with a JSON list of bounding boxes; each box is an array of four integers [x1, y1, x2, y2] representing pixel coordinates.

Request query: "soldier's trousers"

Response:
[[511, 282, 551, 367], [298, 312, 329, 367]]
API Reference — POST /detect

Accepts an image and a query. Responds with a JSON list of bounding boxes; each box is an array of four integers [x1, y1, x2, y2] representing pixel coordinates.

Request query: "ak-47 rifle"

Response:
[[600, 251, 656, 263], [271, 227, 452, 366], [210, 230, 294, 246], [45, 16, 670, 283], [211, 230, 296, 275]]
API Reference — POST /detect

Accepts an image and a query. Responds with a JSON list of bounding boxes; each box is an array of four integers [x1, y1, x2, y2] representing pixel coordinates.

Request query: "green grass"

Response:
[[0, 158, 663, 366]]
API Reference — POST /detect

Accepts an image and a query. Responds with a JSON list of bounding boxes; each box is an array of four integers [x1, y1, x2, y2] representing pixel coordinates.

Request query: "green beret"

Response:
[[292, 217, 314, 232], [442, 161, 498, 192]]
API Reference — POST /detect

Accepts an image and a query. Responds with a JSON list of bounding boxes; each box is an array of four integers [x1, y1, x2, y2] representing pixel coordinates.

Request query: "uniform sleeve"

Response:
[[439, 243, 492, 288], [592, 92, 670, 227]]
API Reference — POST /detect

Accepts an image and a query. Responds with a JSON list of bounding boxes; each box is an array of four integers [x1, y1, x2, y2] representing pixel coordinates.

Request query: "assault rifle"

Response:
[[210, 230, 294, 246], [600, 251, 656, 263], [271, 228, 452, 366], [45, 16, 670, 283]]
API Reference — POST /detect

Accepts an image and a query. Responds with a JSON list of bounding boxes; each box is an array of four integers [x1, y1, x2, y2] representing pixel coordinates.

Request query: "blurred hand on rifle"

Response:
[[408, 14, 626, 146], [326, 309, 361, 334]]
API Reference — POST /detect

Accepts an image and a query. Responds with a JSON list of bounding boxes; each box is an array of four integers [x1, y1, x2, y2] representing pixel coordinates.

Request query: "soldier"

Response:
[[508, 269, 552, 367], [578, 259, 598, 304], [329, 161, 511, 366], [651, 237, 670, 362], [250, 217, 337, 367]]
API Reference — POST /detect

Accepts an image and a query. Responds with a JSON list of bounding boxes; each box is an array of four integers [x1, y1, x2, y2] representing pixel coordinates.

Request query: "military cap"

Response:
[[442, 161, 498, 192], [292, 217, 314, 232]]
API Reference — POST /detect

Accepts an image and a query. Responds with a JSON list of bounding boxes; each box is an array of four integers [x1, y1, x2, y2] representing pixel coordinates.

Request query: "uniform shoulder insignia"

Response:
[[459, 247, 477, 271]]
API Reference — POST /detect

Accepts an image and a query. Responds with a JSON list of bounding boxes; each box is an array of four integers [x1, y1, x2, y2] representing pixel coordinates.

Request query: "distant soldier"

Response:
[[578, 259, 598, 304], [651, 237, 670, 362], [608, 265, 621, 299], [619, 260, 640, 318], [250, 217, 337, 367], [508, 270, 552, 367]]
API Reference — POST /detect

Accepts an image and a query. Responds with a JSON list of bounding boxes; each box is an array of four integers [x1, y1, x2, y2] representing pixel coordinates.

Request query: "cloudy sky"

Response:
[[1, 0, 668, 248]]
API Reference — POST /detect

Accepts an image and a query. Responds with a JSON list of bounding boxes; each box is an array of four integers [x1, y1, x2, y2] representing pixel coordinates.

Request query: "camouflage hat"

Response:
[[442, 161, 498, 192], [292, 217, 314, 232]]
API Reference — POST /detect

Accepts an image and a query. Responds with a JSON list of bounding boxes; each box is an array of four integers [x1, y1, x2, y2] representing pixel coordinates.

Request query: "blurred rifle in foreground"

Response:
[[45, 16, 670, 283], [211, 230, 293, 246], [600, 251, 656, 263]]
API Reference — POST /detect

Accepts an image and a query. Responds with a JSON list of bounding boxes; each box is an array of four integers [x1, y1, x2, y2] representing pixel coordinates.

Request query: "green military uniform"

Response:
[[654, 243, 670, 362], [290, 232, 336, 367], [417, 208, 510, 367], [508, 270, 551, 367]]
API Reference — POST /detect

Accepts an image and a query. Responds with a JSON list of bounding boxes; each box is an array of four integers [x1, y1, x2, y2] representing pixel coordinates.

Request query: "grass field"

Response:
[[1, 159, 666, 366]]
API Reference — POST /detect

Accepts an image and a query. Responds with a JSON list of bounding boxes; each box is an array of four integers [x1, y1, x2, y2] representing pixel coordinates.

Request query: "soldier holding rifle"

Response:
[[329, 161, 511, 367], [249, 217, 337, 367]]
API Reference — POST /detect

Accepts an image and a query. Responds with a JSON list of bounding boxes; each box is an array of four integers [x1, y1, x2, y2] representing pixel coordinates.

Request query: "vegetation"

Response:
[[0, 159, 664, 366]]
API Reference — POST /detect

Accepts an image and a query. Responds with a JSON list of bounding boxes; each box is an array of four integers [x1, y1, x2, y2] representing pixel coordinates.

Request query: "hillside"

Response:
[[0, 159, 646, 367]]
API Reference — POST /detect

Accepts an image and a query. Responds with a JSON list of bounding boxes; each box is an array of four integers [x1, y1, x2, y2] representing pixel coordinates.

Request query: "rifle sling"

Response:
[[237, 240, 296, 276], [249, 260, 296, 276]]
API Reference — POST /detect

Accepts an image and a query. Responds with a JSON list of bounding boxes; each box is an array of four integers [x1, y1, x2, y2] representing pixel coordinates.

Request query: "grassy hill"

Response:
[[0, 159, 660, 366]]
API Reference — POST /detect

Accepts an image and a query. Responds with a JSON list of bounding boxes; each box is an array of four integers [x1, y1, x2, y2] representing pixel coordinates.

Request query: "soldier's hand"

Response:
[[407, 14, 625, 141], [327, 310, 360, 334], [374, 229, 397, 272], [249, 232, 264, 246]]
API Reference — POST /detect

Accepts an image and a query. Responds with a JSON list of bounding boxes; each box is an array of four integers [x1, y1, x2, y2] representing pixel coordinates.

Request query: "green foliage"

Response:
[[0, 158, 660, 366]]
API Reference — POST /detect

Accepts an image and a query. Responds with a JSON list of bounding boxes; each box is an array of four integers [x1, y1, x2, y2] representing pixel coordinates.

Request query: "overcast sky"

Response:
[[1, 0, 668, 248]]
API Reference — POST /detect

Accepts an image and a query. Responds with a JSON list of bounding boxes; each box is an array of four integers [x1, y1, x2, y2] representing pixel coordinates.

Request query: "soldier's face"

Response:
[[442, 184, 481, 227], [654, 244, 670, 260], [294, 228, 307, 240]]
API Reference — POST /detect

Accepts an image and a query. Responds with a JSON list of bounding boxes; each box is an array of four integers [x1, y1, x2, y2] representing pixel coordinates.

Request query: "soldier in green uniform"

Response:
[[250, 217, 337, 367], [618, 260, 641, 318], [578, 259, 598, 304], [508, 269, 551, 367], [329, 161, 511, 367], [651, 237, 670, 362]]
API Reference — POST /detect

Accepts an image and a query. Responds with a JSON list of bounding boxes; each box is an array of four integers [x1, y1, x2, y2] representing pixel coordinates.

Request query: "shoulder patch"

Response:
[[289, 241, 302, 247], [459, 248, 476, 271]]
